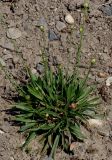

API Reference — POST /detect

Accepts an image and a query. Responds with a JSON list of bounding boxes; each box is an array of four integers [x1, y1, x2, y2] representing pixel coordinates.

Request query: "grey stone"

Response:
[[106, 77, 112, 86], [7, 28, 22, 39], [38, 17, 48, 30], [0, 37, 14, 50], [56, 21, 66, 31], [36, 63, 44, 74], [100, 4, 112, 16], [48, 30, 59, 41], [3, 42, 14, 50]]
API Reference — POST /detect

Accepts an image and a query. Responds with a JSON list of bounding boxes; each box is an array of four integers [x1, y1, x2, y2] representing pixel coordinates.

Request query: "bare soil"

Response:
[[0, 0, 112, 160]]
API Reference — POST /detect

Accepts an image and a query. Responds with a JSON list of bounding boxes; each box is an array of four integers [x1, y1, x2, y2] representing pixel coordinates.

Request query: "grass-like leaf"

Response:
[[13, 66, 100, 159]]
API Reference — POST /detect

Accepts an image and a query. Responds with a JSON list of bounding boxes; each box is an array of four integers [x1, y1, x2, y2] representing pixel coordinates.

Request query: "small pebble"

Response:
[[48, 30, 59, 41], [97, 72, 107, 78], [10, 157, 14, 160], [7, 28, 22, 39], [56, 21, 66, 31], [0, 129, 5, 134], [106, 77, 112, 86], [88, 119, 103, 127], [65, 14, 74, 24], [36, 63, 44, 74], [31, 68, 37, 74], [0, 37, 14, 50], [3, 42, 14, 50], [100, 4, 112, 16]]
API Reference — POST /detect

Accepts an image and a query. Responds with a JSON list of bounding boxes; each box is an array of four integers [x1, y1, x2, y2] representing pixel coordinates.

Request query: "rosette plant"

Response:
[[13, 59, 100, 159]]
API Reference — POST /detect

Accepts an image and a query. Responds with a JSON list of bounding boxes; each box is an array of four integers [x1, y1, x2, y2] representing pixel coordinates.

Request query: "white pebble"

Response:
[[106, 77, 112, 86], [10, 157, 15, 160], [0, 129, 5, 134], [65, 14, 74, 24], [31, 68, 37, 74], [88, 119, 103, 127]]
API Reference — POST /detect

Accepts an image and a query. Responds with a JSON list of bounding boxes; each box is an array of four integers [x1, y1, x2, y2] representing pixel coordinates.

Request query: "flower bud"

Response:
[[91, 58, 96, 65], [40, 25, 44, 32], [80, 26, 83, 33], [84, 2, 89, 8], [46, 113, 49, 118], [25, 95, 30, 100]]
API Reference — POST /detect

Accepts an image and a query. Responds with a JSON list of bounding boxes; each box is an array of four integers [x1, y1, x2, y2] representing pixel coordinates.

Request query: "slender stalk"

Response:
[[81, 63, 92, 87], [40, 28, 49, 77], [74, 25, 84, 76], [73, 0, 89, 77]]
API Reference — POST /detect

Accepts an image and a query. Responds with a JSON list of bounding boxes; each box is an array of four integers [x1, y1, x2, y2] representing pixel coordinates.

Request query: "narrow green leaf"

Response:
[[70, 124, 86, 140], [41, 110, 60, 118], [19, 123, 36, 132], [27, 68, 38, 82], [16, 117, 36, 123], [50, 134, 60, 158], [30, 123, 55, 132], [27, 84, 43, 101], [16, 113, 33, 118], [22, 132, 36, 149], [77, 87, 93, 101], [48, 134, 53, 148], [14, 103, 33, 112]]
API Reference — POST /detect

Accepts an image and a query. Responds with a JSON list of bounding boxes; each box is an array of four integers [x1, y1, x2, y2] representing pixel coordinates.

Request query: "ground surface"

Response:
[[0, 0, 112, 160]]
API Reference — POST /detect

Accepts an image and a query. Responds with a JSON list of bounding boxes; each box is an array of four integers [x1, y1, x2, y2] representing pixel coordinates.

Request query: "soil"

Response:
[[0, 0, 112, 160]]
